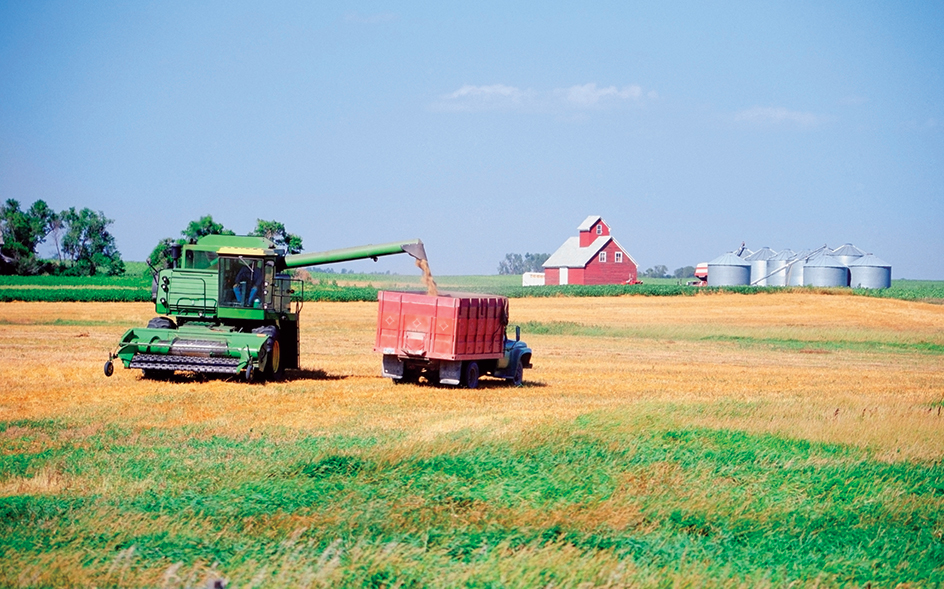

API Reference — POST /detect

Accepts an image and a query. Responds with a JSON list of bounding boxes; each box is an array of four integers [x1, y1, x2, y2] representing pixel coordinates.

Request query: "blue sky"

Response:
[[1, 1, 942, 278]]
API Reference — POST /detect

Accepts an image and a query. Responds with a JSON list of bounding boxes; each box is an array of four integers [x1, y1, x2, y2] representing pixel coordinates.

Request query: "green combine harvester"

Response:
[[104, 234, 426, 381]]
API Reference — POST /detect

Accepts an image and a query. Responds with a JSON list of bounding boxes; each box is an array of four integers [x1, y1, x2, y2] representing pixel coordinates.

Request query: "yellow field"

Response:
[[1, 292, 942, 463]]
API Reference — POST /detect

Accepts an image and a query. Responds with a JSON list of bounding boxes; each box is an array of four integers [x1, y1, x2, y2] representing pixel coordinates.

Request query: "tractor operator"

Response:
[[233, 261, 264, 307]]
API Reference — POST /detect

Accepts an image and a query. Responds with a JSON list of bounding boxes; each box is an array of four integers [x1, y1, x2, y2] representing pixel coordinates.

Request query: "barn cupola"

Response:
[[577, 215, 610, 247]]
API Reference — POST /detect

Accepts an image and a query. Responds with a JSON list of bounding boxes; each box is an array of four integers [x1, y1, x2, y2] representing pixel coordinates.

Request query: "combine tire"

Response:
[[104, 360, 114, 377], [252, 326, 284, 381], [147, 317, 177, 330], [462, 361, 480, 389]]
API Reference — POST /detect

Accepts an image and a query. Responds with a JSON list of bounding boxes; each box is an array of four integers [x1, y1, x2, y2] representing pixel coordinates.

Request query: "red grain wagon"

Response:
[[375, 290, 533, 388]]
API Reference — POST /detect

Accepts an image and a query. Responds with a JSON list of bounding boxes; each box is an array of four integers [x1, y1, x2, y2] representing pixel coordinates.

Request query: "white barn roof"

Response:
[[577, 215, 604, 232], [543, 236, 636, 269]]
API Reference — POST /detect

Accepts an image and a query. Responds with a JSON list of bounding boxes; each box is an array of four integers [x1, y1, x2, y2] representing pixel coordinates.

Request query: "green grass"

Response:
[[853, 279, 944, 302], [520, 321, 944, 355], [1, 412, 941, 587], [1, 270, 942, 304]]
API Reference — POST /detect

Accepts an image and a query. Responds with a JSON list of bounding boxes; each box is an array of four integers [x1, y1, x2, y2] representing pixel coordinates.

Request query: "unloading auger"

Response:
[[105, 235, 427, 381]]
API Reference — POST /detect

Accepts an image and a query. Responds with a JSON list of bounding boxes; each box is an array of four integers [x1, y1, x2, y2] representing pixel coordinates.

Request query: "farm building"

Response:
[[542, 216, 639, 285]]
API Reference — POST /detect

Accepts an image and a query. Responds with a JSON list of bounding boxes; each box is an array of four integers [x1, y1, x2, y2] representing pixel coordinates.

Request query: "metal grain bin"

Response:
[[849, 255, 891, 289], [830, 243, 866, 267], [786, 249, 813, 286], [804, 254, 849, 287], [767, 249, 796, 286], [765, 249, 795, 287], [745, 247, 778, 286], [707, 252, 751, 286]]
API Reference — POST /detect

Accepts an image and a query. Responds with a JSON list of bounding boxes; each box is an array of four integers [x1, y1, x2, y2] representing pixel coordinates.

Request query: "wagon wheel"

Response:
[[462, 361, 479, 389], [394, 368, 420, 384], [512, 359, 523, 387]]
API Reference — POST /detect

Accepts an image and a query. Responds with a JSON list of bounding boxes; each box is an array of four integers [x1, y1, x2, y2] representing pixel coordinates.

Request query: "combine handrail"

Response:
[[166, 274, 217, 315]]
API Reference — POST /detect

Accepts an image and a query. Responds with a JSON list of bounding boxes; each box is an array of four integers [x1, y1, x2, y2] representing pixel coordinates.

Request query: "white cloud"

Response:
[[435, 82, 655, 112], [435, 84, 532, 112], [734, 106, 823, 126], [557, 83, 645, 107], [447, 84, 525, 101]]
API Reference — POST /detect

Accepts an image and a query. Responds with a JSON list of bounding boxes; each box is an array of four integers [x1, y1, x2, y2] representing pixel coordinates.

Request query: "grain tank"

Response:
[[804, 252, 849, 287], [849, 254, 891, 289], [707, 252, 750, 286], [764, 249, 795, 287], [745, 247, 778, 286]]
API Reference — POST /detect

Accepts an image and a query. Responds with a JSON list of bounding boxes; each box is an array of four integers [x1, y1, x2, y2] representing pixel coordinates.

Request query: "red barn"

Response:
[[542, 216, 638, 285]]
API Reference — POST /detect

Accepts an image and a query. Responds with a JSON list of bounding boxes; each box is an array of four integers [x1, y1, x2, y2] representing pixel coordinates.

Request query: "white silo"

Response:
[[707, 252, 751, 286], [849, 255, 891, 289], [765, 249, 795, 287], [785, 249, 814, 286], [804, 254, 849, 287], [830, 243, 866, 267], [745, 247, 778, 286]]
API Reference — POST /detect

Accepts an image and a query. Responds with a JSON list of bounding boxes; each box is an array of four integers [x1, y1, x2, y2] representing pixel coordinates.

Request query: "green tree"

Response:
[[498, 253, 525, 275], [182, 215, 234, 243], [642, 265, 669, 279], [673, 266, 696, 279], [148, 214, 232, 271], [0, 199, 56, 275], [60, 207, 125, 276], [250, 219, 303, 254], [498, 252, 550, 275], [147, 237, 185, 271]]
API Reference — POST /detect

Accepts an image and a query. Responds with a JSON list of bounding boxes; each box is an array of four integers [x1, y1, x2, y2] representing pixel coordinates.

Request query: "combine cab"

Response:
[[105, 235, 426, 381]]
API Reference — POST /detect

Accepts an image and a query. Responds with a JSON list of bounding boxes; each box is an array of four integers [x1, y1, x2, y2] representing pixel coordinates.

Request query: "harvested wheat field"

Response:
[[1, 293, 943, 588]]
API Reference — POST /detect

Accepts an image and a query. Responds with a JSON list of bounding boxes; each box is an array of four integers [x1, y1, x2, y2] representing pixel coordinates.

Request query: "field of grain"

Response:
[[1, 293, 942, 587]]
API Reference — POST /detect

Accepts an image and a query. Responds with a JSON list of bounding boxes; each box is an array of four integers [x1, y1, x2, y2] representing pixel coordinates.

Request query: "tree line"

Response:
[[0, 199, 123, 276], [498, 252, 550, 275], [0, 198, 303, 276], [147, 215, 302, 270], [642, 265, 696, 279]]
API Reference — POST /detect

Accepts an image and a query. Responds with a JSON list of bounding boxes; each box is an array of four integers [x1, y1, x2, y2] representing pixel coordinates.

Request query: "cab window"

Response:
[[220, 257, 265, 308]]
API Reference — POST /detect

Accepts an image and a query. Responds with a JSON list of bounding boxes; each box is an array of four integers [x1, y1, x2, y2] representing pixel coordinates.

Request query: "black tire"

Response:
[[103, 360, 114, 377], [147, 317, 176, 330], [512, 359, 523, 387], [252, 325, 284, 381], [462, 361, 479, 389], [395, 368, 420, 384]]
